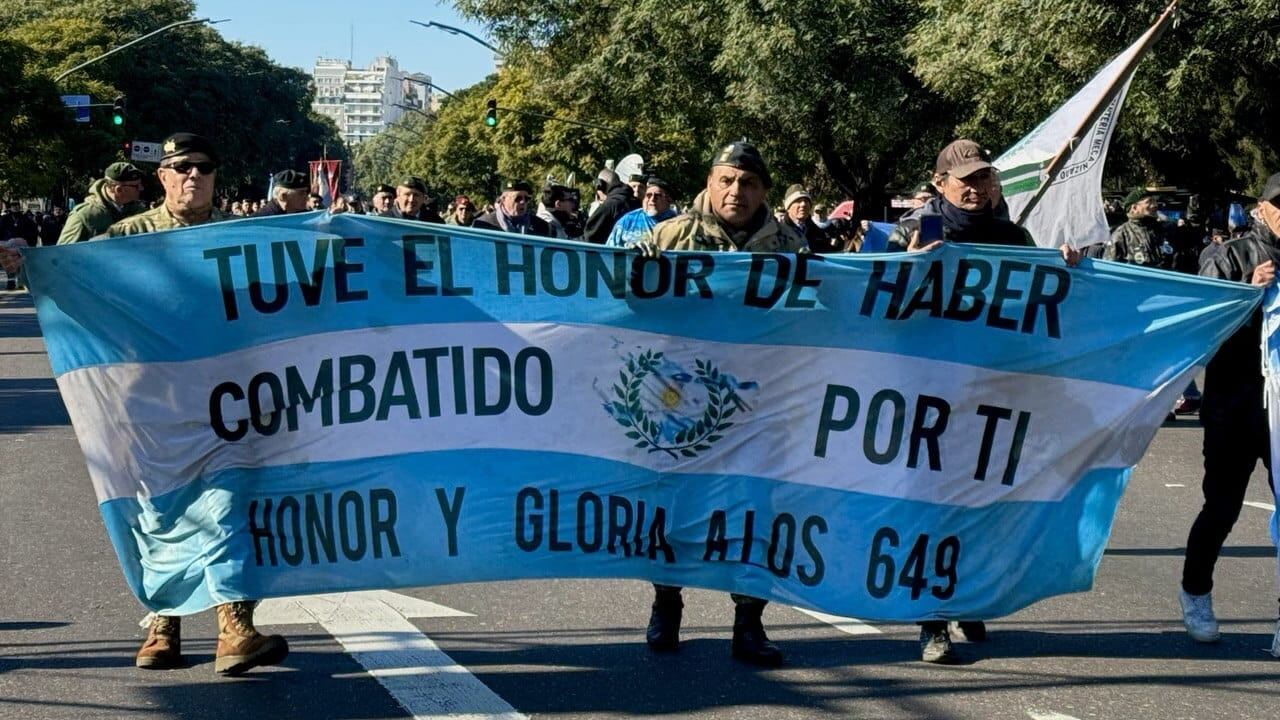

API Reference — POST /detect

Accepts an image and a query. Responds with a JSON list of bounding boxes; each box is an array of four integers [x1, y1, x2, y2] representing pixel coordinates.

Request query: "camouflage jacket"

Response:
[[1104, 216, 1167, 268], [649, 190, 807, 253], [105, 205, 230, 238], [58, 179, 146, 244]]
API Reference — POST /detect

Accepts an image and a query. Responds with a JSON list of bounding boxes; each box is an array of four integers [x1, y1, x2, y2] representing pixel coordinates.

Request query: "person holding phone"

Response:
[[889, 139, 1081, 266], [885, 139, 1079, 663]]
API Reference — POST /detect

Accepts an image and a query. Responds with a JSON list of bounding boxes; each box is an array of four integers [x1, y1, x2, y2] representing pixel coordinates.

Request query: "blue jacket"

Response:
[[605, 207, 677, 248]]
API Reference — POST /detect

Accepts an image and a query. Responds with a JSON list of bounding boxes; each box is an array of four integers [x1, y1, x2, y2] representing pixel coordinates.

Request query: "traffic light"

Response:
[[484, 99, 497, 128], [111, 96, 126, 127]]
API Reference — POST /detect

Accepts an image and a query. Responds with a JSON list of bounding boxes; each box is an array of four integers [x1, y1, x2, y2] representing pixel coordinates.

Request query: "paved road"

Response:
[[2, 290, 1277, 720]]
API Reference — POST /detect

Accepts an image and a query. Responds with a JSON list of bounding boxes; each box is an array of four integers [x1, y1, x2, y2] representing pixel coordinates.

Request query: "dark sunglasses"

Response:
[[162, 161, 218, 175]]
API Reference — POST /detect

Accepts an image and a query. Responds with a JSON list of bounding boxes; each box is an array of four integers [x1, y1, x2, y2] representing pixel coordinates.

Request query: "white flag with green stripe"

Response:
[[996, 7, 1172, 250]]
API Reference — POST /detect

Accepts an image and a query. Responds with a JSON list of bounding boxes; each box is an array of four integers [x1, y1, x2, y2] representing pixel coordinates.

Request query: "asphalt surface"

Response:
[[1, 289, 1277, 720]]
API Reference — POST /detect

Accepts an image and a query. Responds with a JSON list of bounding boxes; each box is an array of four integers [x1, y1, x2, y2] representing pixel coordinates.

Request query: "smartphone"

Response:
[[919, 214, 943, 244]]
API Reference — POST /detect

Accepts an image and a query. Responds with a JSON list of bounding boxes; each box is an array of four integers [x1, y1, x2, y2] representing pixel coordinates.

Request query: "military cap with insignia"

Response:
[[711, 140, 772, 188], [160, 132, 220, 165], [398, 176, 429, 194], [373, 183, 396, 195], [104, 162, 143, 183], [272, 169, 309, 190], [505, 179, 534, 194]]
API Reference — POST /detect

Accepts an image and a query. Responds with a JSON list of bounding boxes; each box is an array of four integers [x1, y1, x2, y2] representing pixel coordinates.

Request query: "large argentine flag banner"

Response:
[[26, 214, 1258, 619]]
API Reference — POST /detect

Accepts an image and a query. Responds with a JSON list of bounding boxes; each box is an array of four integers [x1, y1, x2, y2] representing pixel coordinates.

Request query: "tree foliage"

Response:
[[0, 0, 348, 201], [450, 0, 958, 210], [909, 0, 1280, 194]]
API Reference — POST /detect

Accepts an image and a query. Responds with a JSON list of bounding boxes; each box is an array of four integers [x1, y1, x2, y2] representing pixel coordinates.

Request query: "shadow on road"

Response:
[[0, 378, 68, 432], [0, 293, 40, 339], [1106, 545, 1277, 558]]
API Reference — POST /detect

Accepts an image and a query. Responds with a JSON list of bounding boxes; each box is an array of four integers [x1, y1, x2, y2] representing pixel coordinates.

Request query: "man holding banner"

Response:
[[636, 140, 802, 667], [1181, 173, 1280, 648]]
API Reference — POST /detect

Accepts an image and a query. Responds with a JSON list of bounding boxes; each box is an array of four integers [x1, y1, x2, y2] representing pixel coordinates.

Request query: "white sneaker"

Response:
[[1179, 589, 1220, 643], [1270, 620, 1279, 658]]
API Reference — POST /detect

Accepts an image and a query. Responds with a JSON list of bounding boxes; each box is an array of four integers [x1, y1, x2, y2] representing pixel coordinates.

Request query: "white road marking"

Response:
[[257, 591, 526, 720], [1027, 711, 1082, 720], [1243, 500, 1276, 512], [1164, 483, 1185, 488], [793, 607, 882, 635]]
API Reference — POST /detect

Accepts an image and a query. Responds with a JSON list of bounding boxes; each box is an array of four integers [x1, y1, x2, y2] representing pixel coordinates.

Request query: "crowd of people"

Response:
[[1, 129, 1278, 674]]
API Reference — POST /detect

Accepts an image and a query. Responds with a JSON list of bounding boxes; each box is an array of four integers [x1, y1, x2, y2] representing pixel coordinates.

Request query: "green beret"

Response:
[[104, 162, 143, 183], [1122, 187, 1155, 209], [373, 184, 395, 195], [398, 176, 428, 194], [505, 180, 533, 194], [160, 132, 220, 165], [710, 140, 772, 188], [272, 169, 308, 191]]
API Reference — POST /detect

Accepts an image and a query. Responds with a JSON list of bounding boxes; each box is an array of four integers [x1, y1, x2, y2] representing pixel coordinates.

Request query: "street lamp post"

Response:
[[54, 18, 228, 82], [409, 20, 503, 57]]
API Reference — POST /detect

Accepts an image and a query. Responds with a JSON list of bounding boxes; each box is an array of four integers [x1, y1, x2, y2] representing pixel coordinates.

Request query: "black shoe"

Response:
[[731, 604, 783, 667], [954, 621, 987, 642], [646, 598, 682, 652], [920, 625, 959, 664]]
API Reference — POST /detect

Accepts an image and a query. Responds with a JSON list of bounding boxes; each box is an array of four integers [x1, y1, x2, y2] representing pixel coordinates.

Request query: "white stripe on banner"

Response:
[[57, 322, 1180, 507]]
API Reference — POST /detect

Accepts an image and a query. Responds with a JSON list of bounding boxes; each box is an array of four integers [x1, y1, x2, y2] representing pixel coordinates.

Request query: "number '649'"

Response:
[[865, 527, 960, 601]]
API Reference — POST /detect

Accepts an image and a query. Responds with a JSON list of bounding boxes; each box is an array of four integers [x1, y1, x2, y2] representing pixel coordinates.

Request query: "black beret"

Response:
[[104, 162, 143, 182], [505, 180, 533, 194], [398, 176, 428, 194], [272, 169, 308, 190], [374, 184, 395, 195], [160, 132, 220, 165], [645, 176, 673, 194], [710, 140, 772, 188]]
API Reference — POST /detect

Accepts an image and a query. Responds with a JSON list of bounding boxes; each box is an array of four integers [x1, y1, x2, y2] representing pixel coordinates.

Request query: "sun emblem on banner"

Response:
[[600, 349, 756, 459]]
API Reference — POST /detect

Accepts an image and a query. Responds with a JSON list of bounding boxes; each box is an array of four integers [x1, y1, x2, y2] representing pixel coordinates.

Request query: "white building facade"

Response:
[[312, 57, 431, 146]]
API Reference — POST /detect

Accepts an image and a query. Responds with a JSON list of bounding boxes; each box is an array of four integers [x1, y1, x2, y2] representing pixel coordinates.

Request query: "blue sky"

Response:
[[194, 0, 498, 91]]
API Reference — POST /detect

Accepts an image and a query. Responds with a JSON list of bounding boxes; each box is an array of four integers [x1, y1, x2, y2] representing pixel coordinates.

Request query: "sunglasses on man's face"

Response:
[[162, 161, 217, 175]]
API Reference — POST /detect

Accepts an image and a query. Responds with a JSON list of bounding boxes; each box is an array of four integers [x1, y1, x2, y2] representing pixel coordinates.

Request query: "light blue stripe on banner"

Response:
[[26, 214, 1259, 391], [99, 449, 1127, 619]]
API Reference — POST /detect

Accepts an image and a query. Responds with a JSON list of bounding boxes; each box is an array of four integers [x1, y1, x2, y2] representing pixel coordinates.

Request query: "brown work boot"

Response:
[[136, 614, 183, 669], [214, 601, 288, 676]]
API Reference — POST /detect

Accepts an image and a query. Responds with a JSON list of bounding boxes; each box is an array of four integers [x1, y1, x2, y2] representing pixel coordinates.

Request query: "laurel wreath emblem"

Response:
[[609, 350, 742, 459]]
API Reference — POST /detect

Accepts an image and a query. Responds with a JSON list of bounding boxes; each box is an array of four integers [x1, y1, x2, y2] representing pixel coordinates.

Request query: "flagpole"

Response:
[[1014, 0, 1179, 226]]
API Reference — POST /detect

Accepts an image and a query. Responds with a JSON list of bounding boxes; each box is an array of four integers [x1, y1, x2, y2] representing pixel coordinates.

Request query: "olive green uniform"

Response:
[[106, 205, 229, 237], [649, 190, 806, 253], [647, 189, 804, 608], [58, 179, 146, 244]]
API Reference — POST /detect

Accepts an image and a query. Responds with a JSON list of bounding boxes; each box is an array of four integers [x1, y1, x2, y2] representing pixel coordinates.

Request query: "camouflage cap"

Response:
[[104, 162, 143, 183]]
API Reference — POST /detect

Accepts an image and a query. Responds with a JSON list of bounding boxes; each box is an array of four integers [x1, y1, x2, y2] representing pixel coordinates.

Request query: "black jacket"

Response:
[[787, 218, 841, 253], [888, 196, 1033, 249], [1199, 222, 1280, 412], [472, 211, 552, 237], [584, 180, 640, 245], [252, 202, 289, 217]]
